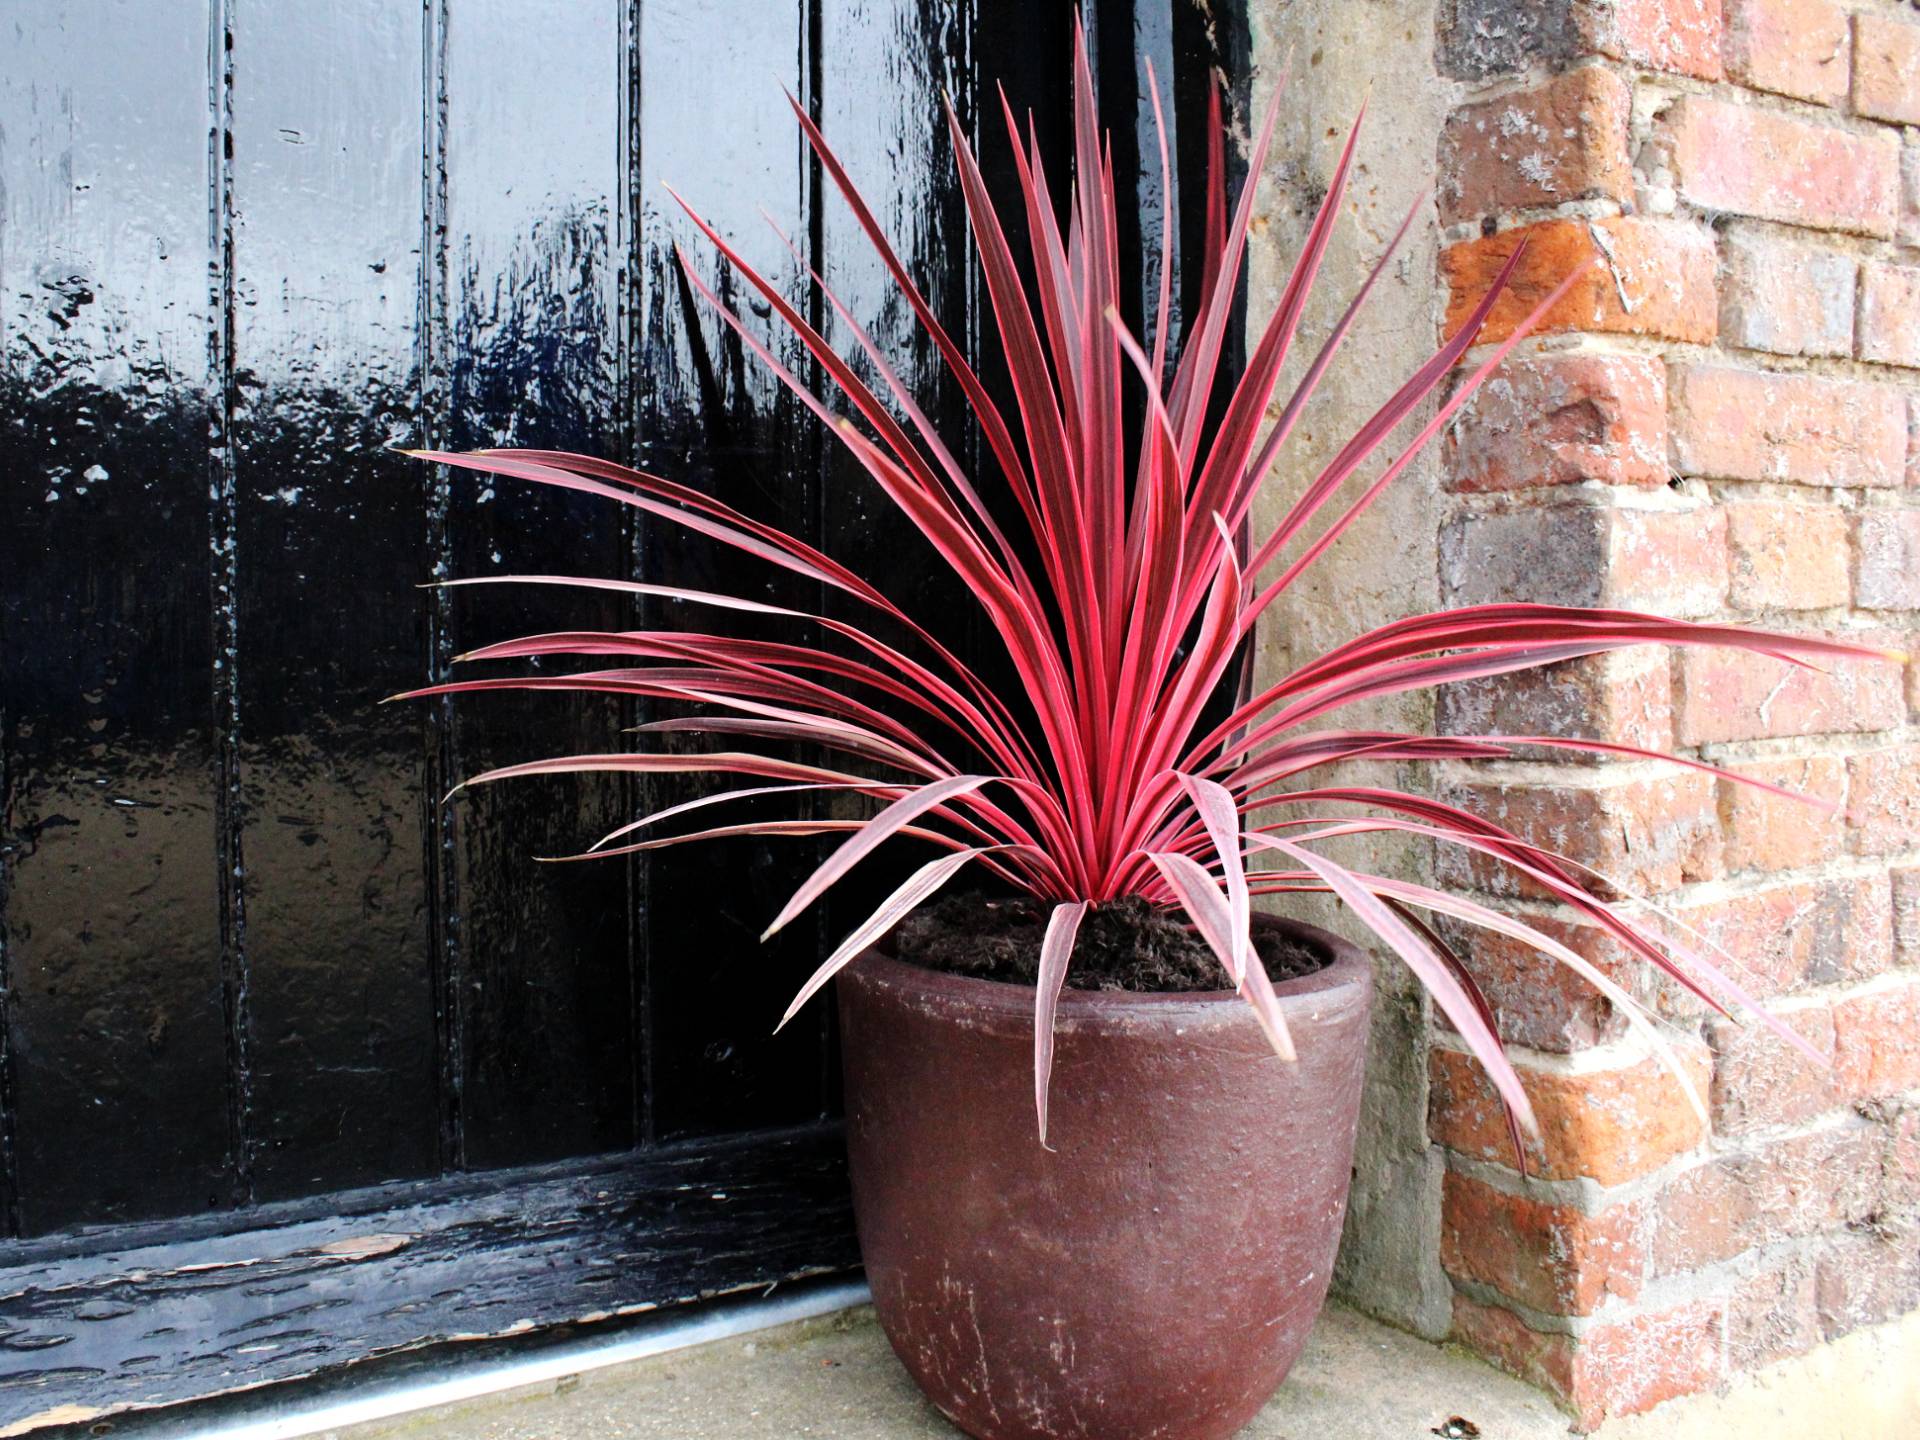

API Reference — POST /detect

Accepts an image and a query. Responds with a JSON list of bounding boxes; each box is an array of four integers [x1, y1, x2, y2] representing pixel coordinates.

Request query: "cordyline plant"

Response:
[[400, 38, 1893, 1149]]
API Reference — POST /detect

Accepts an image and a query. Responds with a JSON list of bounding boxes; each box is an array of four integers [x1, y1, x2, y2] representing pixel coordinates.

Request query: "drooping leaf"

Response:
[[777, 848, 995, 1031], [1034, 901, 1089, 1147]]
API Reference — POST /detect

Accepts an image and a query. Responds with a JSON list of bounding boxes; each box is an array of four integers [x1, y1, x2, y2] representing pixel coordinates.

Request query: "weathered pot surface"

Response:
[[837, 912, 1372, 1440]]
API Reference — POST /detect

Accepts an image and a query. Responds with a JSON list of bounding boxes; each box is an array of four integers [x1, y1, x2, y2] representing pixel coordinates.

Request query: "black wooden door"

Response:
[[0, 0, 1236, 1424]]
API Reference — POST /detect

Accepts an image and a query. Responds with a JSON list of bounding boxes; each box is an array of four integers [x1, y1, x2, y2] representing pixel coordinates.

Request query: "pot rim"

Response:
[[852, 908, 1369, 1026]]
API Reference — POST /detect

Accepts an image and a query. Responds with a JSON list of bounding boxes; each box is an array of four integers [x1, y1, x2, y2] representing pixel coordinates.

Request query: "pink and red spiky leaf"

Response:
[[408, 25, 1897, 1145]]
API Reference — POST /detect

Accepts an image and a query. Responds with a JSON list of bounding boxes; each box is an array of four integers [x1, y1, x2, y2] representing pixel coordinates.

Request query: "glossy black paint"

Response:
[[0, 0, 1235, 1361], [0, 1125, 858, 1430], [1, 1, 233, 1236], [631, 0, 828, 1144], [228, 0, 440, 1202], [439, 0, 639, 1172]]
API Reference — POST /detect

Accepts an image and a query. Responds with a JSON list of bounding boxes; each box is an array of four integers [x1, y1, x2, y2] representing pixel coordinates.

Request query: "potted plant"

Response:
[[397, 31, 1887, 1440]]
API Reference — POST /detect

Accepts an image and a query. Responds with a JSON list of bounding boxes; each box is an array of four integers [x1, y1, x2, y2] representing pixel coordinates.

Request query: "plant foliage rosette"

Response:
[[400, 38, 1891, 1150]]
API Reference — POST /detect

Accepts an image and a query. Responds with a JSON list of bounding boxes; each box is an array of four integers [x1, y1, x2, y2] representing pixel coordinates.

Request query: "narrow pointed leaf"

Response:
[[1034, 901, 1089, 1147], [777, 848, 988, 1031], [762, 775, 993, 940]]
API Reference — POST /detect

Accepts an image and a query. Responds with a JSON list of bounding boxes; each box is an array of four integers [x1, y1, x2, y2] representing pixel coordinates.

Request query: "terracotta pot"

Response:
[[837, 913, 1372, 1440]]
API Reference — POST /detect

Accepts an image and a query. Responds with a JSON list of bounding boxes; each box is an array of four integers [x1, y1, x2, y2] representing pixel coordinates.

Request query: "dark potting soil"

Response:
[[891, 893, 1329, 993]]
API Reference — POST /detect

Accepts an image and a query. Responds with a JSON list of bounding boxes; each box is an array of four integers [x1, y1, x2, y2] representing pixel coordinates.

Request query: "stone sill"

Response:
[[317, 1296, 1920, 1440]]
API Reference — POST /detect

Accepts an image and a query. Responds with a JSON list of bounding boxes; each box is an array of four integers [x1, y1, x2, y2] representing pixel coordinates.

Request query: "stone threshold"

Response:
[[299, 1294, 1919, 1440]]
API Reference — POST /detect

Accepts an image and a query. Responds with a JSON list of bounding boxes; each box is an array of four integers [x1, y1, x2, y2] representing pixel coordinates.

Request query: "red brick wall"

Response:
[[1430, 0, 1920, 1425]]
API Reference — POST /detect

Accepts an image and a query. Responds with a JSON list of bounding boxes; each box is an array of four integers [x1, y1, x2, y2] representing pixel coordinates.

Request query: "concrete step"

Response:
[[314, 1293, 1920, 1440], [322, 1301, 1569, 1439]]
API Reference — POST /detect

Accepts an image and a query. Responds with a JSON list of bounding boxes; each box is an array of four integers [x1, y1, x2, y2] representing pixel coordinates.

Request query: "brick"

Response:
[[1573, 1300, 1726, 1426], [1436, 0, 1584, 81], [1429, 1041, 1710, 1185], [1437, 909, 1637, 1051], [1439, 69, 1632, 226], [1895, 865, 1920, 964], [1816, 1226, 1920, 1339], [1858, 263, 1920, 369], [1666, 873, 1893, 1005], [1608, 508, 1729, 617], [1439, 650, 1673, 755], [1909, 394, 1920, 488], [1724, 0, 1850, 104], [1857, 510, 1920, 610], [1451, 1294, 1725, 1430], [1834, 979, 1920, 1099], [1440, 1172, 1644, 1316], [1652, 1125, 1882, 1274], [1848, 743, 1920, 856], [1444, 352, 1667, 493], [1902, 142, 1920, 249], [1723, 501, 1850, 610], [1441, 507, 1607, 608], [1854, 12, 1920, 126], [1435, 771, 1722, 900], [1435, 0, 1720, 83], [1674, 639, 1904, 744], [1594, 0, 1724, 80], [1717, 753, 1846, 873], [1660, 95, 1899, 236], [1450, 1297, 1577, 1405], [1707, 1000, 1840, 1133], [1439, 505, 1725, 616], [1441, 217, 1716, 346], [1718, 227, 1855, 359], [1885, 1101, 1920, 1210], [1727, 1260, 1822, 1370], [1669, 364, 1907, 486]]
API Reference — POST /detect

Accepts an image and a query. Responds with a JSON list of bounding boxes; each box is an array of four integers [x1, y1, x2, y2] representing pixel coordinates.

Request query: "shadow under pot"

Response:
[[837, 911, 1373, 1440]]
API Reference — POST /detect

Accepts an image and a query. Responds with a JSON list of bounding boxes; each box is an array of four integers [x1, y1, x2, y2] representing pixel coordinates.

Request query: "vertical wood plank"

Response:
[[440, 0, 637, 1167], [634, 0, 829, 1141], [811, 0, 984, 1085], [0, 0, 232, 1234], [629, 0, 833, 1144], [227, 0, 439, 1198], [1088, 0, 1180, 347], [817, 0, 975, 613]]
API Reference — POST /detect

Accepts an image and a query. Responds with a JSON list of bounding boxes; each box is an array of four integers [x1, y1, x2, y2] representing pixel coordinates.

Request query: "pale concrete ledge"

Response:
[[322, 1299, 1920, 1440]]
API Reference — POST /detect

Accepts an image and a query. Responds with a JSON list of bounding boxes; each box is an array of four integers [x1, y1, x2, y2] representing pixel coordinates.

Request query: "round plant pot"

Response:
[[836, 912, 1372, 1440]]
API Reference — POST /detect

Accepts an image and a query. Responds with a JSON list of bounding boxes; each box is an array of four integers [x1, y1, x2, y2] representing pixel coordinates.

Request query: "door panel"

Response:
[[0, 0, 231, 1236], [439, 0, 638, 1172], [228, 0, 440, 1202], [631, 0, 834, 1142]]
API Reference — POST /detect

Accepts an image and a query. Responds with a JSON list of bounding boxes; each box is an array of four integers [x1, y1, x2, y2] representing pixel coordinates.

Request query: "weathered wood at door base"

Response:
[[0, 1124, 857, 1434]]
